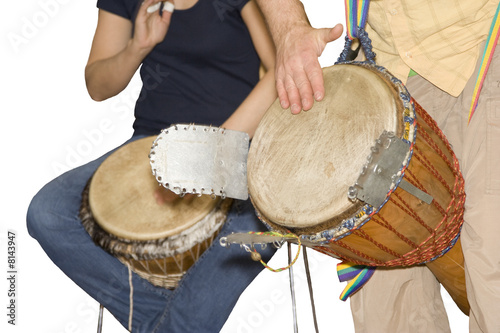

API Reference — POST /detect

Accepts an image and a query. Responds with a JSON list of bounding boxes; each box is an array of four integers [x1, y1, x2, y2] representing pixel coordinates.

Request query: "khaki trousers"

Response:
[[350, 46, 500, 332]]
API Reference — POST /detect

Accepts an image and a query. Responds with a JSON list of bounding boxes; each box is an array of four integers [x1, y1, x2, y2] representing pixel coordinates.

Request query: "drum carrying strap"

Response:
[[336, 0, 378, 301], [338, 0, 375, 64], [468, 2, 500, 124]]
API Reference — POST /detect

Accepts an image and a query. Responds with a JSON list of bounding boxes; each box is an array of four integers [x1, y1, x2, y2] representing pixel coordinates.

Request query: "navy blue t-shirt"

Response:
[[96, 0, 260, 135]]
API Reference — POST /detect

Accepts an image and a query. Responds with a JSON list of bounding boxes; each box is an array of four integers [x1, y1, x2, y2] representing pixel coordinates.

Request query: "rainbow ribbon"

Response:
[[338, 0, 375, 300], [337, 262, 376, 301], [468, 2, 500, 124], [345, 0, 370, 40]]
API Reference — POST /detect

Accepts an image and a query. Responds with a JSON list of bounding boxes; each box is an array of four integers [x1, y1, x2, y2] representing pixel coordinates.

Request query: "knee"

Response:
[[26, 186, 53, 240], [26, 178, 78, 242]]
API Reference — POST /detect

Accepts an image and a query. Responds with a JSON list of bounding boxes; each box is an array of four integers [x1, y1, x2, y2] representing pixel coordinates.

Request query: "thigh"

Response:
[[150, 199, 275, 333], [407, 48, 500, 332], [449, 49, 500, 333], [350, 266, 450, 333], [464, 67, 500, 332]]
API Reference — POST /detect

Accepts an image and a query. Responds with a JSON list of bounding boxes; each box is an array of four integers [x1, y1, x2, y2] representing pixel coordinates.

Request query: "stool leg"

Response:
[[288, 242, 298, 333], [303, 246, 319, 333], [97, 304, 104, 333]]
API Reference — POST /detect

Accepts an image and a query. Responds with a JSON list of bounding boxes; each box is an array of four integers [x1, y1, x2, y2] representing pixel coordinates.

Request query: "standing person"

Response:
[[27, 0, 277, 332], [256, 0, 500, 332]]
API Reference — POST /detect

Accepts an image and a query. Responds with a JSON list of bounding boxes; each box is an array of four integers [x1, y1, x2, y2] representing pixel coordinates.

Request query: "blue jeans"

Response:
[[26, 136, 274, 332]]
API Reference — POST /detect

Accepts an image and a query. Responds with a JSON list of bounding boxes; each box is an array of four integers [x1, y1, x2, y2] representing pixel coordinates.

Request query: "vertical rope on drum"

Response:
[[172, 252, 183, 272], [411, 149, 452, 202], [405, 166, 448, 217], [188, 247, 196, 266], [414, 102, 457, 171], [403, 168, 436, 201], [402, 168, 447, 218], [153, 258, 167, 275], [126, 263, 134, 332], [158, 258, 168, 275], [370, 214, 419, 249], [391, 192, 435, 234], [415, 127, 455, 171], [352, 229, 404, 258], [195, 242, 201, 261], [335, 240, 385, 265]]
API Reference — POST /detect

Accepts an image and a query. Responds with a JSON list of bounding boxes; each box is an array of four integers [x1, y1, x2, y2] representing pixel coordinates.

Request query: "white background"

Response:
[[1, 0, 468, 332]]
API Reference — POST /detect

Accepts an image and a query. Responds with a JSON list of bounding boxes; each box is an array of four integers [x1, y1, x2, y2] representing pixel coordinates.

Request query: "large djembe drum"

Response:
[[247, 62, 469, 314], [80, 137, 231, 289]]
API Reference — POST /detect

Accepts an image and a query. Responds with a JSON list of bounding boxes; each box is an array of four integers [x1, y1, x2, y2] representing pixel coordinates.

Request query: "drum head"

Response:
[[89, 137, 220, 241], [248, 64, 403, 230]]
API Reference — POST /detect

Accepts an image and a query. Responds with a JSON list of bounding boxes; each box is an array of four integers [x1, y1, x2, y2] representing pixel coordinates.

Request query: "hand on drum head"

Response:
[[154, 186, 195, 205], [275, 24, 343, 114]]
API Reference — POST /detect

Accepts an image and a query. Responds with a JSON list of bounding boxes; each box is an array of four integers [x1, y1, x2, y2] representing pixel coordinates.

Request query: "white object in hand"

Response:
[[147, 1, 175, 13]]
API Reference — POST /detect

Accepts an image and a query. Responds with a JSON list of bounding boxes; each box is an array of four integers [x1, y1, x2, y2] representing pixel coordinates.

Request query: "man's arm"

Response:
[[256, 0, 342, 114]]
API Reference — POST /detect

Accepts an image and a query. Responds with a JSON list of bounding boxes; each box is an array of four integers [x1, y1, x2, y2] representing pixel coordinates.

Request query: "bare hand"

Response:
[[132, 0, 175, 52], [275, 23, 343, 114]]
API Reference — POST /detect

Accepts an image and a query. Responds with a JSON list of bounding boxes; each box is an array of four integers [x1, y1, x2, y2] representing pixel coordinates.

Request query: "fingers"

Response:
[[275, 52, 318, 113], [304, 25, 343, 105], [277, 55, 320, 114], [161, 1, 175, 22], [141, 0, 158, 16], [275, 74, 290, 109], [143, 1, 175, 17], [290, 67, 315, 113], [276, 24, 344, 114], [134, 0, 174, 50], [327, 24, 344, 43], [304, 60, 324, 106], [146, 1, 162, 14]]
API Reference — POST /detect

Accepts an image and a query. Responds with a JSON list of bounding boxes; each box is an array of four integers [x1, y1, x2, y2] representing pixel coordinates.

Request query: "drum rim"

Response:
[[250, 61, 417, 243]]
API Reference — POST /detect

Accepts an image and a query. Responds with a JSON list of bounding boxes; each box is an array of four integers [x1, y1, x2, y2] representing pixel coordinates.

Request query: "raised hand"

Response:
[[132, 0, 175, 53]]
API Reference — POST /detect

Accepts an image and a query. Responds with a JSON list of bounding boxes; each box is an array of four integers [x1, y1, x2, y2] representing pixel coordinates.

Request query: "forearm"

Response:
[[222, 69, 277, 138], [85, 40, 151, 101], [255, 0, 310, 46]]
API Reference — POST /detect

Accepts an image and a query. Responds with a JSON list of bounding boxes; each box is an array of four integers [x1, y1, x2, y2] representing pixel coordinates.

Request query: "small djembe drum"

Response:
[[80, 137, 231, 289]]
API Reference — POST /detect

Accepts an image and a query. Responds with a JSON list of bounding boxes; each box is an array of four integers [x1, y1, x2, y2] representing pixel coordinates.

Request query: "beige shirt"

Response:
[[365, 0, 498, 96]]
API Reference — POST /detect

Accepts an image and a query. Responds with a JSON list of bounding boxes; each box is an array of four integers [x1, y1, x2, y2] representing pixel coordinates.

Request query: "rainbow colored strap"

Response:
[[345, 0, 370, 40], [339, 0, 375, 300], [468, 2, 500, 124], [337, 262, 376, 301]]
